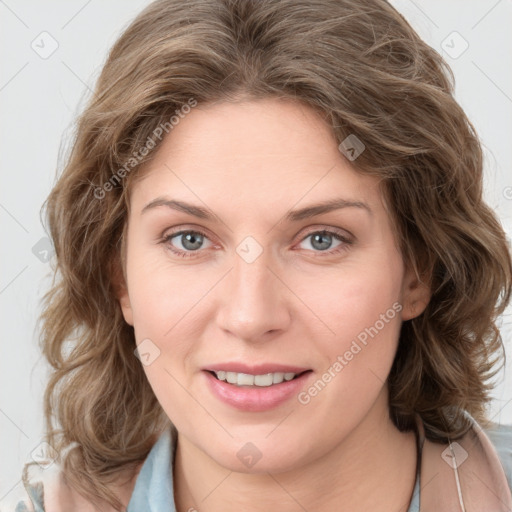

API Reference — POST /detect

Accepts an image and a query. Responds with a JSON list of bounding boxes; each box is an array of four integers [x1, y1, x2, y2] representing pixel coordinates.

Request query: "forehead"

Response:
[[128, 98, 383, 216]]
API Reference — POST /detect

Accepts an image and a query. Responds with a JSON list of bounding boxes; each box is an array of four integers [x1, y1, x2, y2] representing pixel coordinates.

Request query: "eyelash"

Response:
[[160, 227, 353, 259]]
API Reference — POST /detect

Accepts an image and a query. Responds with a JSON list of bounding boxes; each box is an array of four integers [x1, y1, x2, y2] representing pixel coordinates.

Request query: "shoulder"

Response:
[[1, 458, 143, 512], [0, 462, 52, 512], [2, 428, 173, 512], [484, 421, 512, 491]]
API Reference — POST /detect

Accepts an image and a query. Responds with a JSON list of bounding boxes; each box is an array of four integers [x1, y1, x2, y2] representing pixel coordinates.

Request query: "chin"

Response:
[[203, 438, 306, 475]]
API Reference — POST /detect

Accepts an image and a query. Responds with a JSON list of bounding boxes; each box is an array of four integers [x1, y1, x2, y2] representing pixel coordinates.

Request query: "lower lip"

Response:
[[203, 370, 313, 412]]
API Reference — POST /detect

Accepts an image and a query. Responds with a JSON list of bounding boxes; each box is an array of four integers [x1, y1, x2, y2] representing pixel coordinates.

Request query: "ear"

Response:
[[400, 264, 431, 321], [111, 257, 134, 326]]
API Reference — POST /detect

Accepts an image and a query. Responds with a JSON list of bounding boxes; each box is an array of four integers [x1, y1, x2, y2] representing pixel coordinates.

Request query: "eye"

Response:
[[161, 227, 353, 259], [163, 229, 213, 258], [296, 229, 352, 255]]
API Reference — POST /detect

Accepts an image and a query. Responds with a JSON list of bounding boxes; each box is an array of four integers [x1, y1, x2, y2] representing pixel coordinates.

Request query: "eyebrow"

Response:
[[141, 196, 372, 221]]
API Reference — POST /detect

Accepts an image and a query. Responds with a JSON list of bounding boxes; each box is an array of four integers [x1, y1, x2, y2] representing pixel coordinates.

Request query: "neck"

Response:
[[173, 391, 417, 512]]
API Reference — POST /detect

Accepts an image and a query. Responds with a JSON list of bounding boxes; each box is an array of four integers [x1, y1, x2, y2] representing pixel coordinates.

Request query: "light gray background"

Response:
[[1, 0, 511, 502]]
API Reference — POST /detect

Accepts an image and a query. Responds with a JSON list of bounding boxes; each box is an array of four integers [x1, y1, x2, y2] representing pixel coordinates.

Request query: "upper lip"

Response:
[[203, 362, 311, 375]]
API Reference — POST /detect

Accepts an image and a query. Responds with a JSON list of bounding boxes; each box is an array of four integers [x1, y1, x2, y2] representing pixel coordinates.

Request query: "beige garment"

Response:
[[417, 412, 512, 511]]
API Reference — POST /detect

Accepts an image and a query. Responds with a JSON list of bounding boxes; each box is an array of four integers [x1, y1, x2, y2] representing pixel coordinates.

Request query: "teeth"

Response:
[[213, 371, 299, 387], [253, 373, 272, 386], [238, 373, 255, 386], [226, 372, 238, 384], [272, 372, 284, 384]]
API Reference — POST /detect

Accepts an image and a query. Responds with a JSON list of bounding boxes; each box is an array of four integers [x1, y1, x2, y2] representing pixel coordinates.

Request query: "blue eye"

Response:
[[299, 230, 346, 252], [163, 230, 212, 258], [161, 228, 352, 259]]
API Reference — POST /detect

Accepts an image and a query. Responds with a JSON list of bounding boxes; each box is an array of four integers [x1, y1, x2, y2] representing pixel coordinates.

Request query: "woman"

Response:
[[4, 0, 512, 510]]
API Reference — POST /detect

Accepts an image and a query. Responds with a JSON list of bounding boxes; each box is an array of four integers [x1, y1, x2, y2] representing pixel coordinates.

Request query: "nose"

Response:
[[215, 246, 292, 343]]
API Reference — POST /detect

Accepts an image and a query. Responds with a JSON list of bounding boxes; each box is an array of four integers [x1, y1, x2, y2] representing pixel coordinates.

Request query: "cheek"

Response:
[[126, 243, 209, 335], [307, 251, 404, 379], [310, 257, 402, 336], [295, 274, 402, 427]]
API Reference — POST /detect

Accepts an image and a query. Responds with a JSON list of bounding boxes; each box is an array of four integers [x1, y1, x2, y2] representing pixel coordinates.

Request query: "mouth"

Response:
[[202, 367, 314, 412], [206, 369, 311, 387]]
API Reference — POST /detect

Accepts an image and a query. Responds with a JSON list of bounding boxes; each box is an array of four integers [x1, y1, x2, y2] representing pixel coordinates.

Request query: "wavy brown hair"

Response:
[[34, 0, 511, 509]]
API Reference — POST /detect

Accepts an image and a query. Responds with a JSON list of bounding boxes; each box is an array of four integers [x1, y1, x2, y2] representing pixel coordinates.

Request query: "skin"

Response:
[[117, 98, 431, 512]]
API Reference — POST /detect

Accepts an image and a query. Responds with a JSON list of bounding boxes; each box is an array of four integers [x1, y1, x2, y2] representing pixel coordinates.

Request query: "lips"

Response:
[[202, 363, 314, 412], [203, 362, 311, 374]]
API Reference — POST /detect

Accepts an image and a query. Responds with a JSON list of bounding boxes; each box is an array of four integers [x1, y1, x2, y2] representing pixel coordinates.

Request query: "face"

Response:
[[118, 98, 429, 473]]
